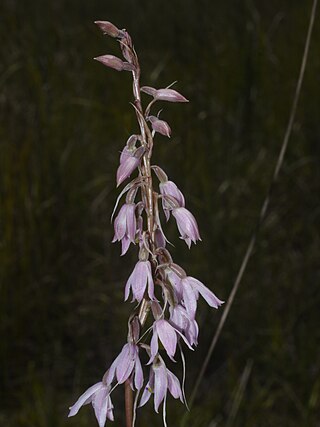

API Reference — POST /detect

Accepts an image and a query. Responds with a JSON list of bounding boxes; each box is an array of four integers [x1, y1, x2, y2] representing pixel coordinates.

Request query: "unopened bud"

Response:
[[156, 88, 189, 103], [94, 20, 123, 38], [152, 165, 168, 183], [148, 116, 171, 138], [141, 86, 189, 103], [141, 86, 157, 97], [94, 54, 135, 72]]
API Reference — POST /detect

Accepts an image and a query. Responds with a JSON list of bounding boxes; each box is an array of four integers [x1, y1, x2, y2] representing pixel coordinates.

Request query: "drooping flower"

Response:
[[160, 180, 185, 220], [106, 343, 143, 390], [112, 203, 136, 255], [148, 116, 171, 138], [68, 382, 114, 427], [125, 260, 155, 302], [141, 86, 189, 103], [116, 146, 144, 187], [169, 304, 199, 346], [140, 357, 183, 413], [172, 207, 201, 248], [149, 318, 193, 363], [180, 276, 224, 317]]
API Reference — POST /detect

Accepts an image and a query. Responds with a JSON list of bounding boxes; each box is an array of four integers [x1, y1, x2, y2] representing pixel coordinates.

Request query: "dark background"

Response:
[[1, 0, 319, 426]]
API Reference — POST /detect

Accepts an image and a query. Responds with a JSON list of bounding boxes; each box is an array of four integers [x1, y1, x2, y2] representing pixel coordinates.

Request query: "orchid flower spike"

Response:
[[70, 19, 224, 427]]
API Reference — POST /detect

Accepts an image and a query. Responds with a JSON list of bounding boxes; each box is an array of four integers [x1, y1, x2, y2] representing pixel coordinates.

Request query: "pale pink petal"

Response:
[[167, 370, 183, 401], [116, 156, 140, 187], [134, 354, 144, 390], [156, 320, 177, 360], [160, 181, 185, 207], [188, 277, 224, 309], [132, 261, 148, 302], [115, 344, 134, 383], [121, 235, 131, 256], [181, 279, 198, 317], [146, 262, 155, 300], [92, 385, 110, 427], [106, 395, 114, 421], [126, 204, 136, 241], [68, 382, 103, 417], [154, 362, 168, 413], [139, 382, 152, 407], [148, 328, 159, 363]]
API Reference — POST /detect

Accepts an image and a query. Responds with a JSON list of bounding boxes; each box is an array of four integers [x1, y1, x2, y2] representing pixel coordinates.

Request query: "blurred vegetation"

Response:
[[0, 0, 319, 426]]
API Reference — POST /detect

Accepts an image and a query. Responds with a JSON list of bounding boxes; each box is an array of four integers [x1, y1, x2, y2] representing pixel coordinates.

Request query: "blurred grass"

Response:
[[0, 0, 319, 426]]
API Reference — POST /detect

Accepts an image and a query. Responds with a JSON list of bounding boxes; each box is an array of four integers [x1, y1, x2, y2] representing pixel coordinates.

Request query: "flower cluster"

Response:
[[68, 20, 223, 427]]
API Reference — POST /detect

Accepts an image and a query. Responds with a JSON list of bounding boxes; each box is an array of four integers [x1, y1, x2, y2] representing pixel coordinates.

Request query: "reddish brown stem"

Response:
[[125, 379, 133, 427], [124, 34, 154, 427]]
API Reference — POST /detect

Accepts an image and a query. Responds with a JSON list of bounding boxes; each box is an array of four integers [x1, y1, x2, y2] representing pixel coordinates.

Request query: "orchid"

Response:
[[69, 19, 223, 427], [140, 357, 183, 413], [106, 343, 144, 390], [68, 382, 114, 427], [112, 203, 136, 255], [125, 260, 155, 303]]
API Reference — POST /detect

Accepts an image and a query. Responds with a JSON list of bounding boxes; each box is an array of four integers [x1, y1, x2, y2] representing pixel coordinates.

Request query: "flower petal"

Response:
[[92, 385, 110, 427], [139, 381, 152, 407], [167, 369, 183, 401], [134, 354, 144, 390], [188, 277, 224, 309], [156, 320, 177, 360], [68, 382, 103, 417], [148, 328, 159, 364], [154, 362, 168, 413]]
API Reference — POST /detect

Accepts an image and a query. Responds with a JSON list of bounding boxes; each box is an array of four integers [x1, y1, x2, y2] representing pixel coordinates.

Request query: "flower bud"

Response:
[[148, 116, 171, 138], [155, 88, 189, 103], [141, 86, 189, 103], [94, 20, 123, 38], [141, 86, 158, 97], [94, 55, 135, 72], [152, 165, 168, 183]]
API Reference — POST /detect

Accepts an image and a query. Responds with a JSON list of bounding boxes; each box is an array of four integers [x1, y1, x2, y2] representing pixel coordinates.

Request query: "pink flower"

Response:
[[106, 343, 143, 390], [112, 203, 136, 255], [148, 116, 171, 138], [68, 382, 114, 427], [116, 146, 144, 187], [141, 86, 189, 103], [172, 207, 201, 248], [140, 358, 183, 413], [169, 304, 199, 346], [125, 260, 155, 302], [180, 276, 224, 317], [149, 318, 193, 363], [160, 180, 185, 220]]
